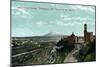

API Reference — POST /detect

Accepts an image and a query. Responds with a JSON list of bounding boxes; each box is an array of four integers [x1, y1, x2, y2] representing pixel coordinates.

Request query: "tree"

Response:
[[56, 38, 75, 52]]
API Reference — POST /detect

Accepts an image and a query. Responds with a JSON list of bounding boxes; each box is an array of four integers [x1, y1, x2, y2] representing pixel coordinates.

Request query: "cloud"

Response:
[[64, 17, 88, 21], [55, 19, 95, 27], [12, 7, 31, 17], [56, 21, 74, 26], [71, 5, 95, 12], [36, 21, 46, 26], [60, 14, 89, 21]]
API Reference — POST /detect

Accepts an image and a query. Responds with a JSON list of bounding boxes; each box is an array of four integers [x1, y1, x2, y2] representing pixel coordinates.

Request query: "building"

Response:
[[64, 32, 77, 44], [84, 24, 93, 43], [61, 24, 95, 44], [77, 36, 84, 43]]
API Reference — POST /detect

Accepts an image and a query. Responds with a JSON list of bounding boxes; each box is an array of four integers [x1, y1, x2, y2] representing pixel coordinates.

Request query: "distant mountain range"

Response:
[[12, 32, 68, 42]]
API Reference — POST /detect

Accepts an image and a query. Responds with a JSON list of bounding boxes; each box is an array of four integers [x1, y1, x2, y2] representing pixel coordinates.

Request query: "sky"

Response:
[[12, 1, 95, 37]]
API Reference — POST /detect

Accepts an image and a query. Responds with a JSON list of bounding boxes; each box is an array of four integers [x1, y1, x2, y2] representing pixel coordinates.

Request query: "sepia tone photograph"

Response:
[[11, 1, 96, 66]]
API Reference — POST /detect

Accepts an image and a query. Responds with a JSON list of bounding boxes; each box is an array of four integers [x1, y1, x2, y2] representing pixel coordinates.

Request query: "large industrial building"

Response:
[[63, 24, 95, 44]]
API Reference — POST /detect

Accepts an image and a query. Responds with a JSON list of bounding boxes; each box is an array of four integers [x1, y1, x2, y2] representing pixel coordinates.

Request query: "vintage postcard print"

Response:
[[11, 1, 96, 66]]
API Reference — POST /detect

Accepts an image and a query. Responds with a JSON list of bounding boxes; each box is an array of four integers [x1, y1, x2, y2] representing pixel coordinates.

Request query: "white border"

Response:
[[0, 0, 99, 67]]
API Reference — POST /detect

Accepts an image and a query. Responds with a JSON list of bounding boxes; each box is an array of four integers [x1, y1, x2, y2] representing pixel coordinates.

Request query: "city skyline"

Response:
[[12, 1, 96, 37]]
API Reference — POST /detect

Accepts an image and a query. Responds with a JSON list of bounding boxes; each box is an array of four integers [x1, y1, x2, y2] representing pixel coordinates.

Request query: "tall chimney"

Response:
[[84, 24, 87, 43]]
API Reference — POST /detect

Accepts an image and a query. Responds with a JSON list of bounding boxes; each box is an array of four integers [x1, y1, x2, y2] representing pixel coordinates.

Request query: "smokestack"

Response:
[[84, 24, 87, 32]]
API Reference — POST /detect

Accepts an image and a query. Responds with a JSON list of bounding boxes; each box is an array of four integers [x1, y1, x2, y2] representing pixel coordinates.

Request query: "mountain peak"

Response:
[[44, 32, 64, 36]]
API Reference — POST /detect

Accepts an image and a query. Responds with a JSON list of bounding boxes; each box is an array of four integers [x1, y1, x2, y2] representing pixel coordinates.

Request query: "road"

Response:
[[64, 44, 81, 63]]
